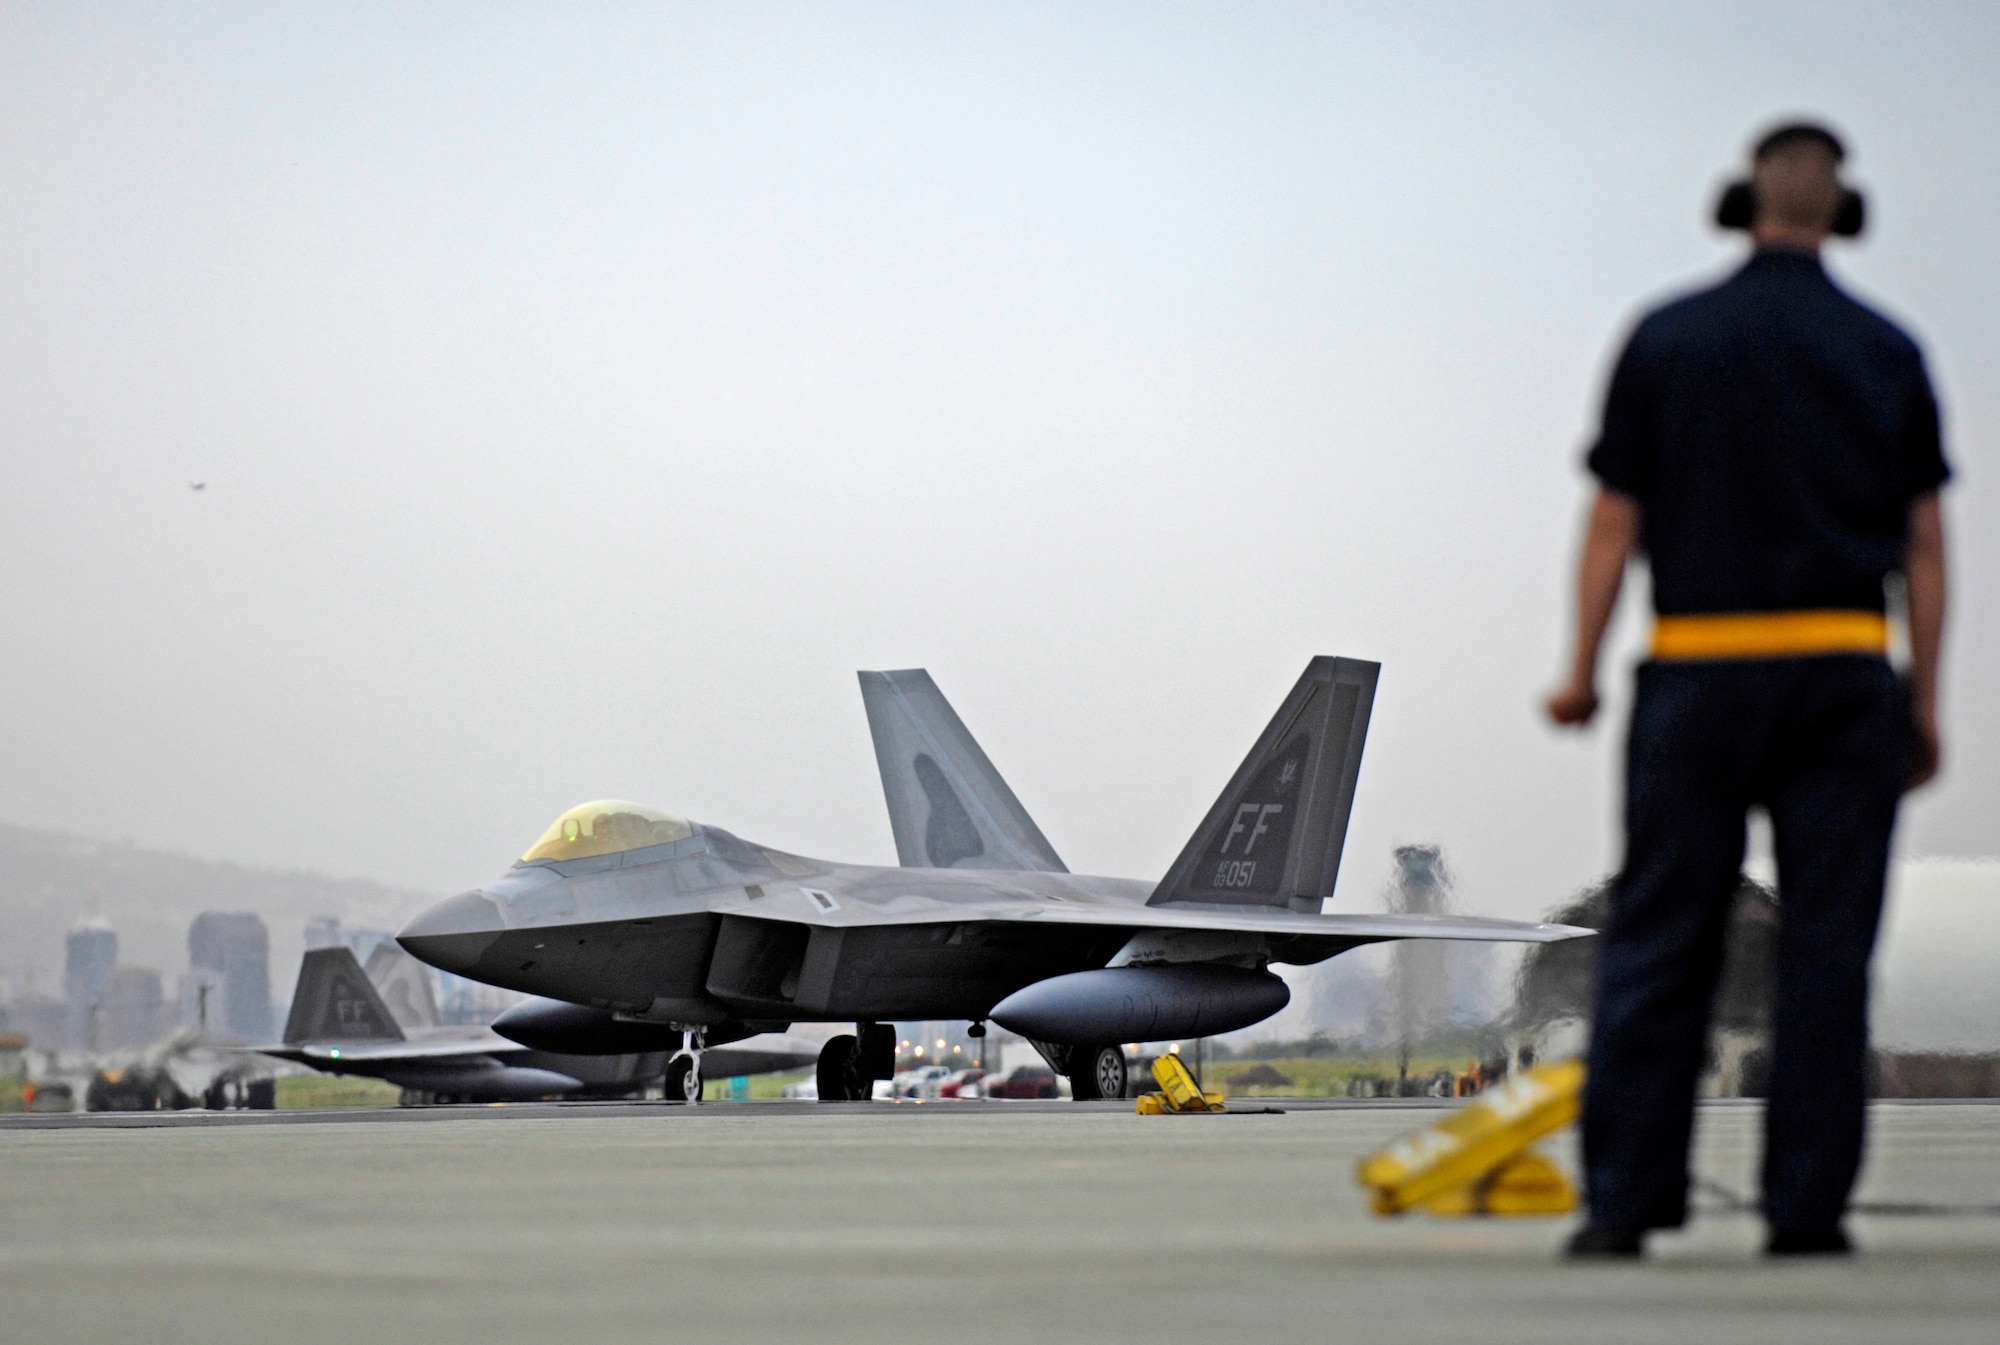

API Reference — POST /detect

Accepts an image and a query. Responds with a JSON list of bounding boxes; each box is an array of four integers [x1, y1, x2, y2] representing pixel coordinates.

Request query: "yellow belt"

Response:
[[1651, 610, 1889, 661]]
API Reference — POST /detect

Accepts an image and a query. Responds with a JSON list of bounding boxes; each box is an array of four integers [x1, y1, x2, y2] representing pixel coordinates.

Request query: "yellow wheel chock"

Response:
[[1354, 1059, 1584, 1217], [1133, 1052, 1226, 1114]]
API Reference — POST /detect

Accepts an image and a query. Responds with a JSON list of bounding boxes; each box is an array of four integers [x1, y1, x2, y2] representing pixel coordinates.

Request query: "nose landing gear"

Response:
[[665, 1026, 706, 1104]]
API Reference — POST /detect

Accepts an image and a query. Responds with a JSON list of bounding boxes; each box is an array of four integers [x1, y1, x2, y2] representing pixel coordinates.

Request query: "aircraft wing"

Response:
[[994, 903, 1592, 944], [698, 881, 1588, 943], [253, 1037, 525, 1066]]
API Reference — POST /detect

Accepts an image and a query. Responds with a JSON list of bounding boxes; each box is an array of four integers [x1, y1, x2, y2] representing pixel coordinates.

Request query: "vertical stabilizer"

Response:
[[1148, 656, 1378, 911], [364, 943, 442, 1031], [281, 947, 406, 1044], [858, 669, 1067, 873]]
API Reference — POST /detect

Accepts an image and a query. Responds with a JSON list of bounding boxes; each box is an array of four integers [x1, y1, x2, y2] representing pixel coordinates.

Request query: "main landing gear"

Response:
[[816, 1022, 894, 1102], [1068, 1044, 1128, 1101], [1033, 1041, 1128, 1100]]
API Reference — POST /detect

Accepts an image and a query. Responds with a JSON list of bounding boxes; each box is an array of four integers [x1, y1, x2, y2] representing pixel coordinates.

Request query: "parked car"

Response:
[[981, 1064, 1059, 1099], [938, 1068, 986, 1099], [891, 1065, 954, 1099]]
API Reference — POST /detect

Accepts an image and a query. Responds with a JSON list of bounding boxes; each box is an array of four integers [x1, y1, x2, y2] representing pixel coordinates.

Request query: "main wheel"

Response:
[[1067, 1045, 1127, 1101], [816, 1033, 860, 1102], [855, 1023, 896, 1084], [665, 1055, 702, 1103]]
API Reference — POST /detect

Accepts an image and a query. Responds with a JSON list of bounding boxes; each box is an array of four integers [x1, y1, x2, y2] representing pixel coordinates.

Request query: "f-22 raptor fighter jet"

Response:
[[399, 658, 1589, 1102]]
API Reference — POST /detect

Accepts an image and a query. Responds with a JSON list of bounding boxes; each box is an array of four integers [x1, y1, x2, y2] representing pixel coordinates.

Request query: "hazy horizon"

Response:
[[3, 3, 1992, 922]]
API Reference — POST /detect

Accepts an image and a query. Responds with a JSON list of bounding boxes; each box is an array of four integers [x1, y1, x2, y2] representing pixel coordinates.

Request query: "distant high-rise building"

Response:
[[304, 916, 394, 965], [188, 912, 273, 1042], [64, 917, 118, 1049], [5, 996, 66, 1054], [100, 966, 168, 1049], [342, 927, 396, 967], [1389, 845, 1450, 1053], [177, 968, 226, 1037]]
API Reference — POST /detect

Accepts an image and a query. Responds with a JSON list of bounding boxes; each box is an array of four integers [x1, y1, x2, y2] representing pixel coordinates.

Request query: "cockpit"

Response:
[[520, 800, 696, 864]]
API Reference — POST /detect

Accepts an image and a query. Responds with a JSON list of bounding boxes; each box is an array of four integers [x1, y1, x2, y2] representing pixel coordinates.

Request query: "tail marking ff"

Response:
[[1149, 656, 1378, 911], [282, 947, 406, 1044]]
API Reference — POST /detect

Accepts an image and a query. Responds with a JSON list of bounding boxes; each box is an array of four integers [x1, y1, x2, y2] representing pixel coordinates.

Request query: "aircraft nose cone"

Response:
[[396, 889, 504, 976]]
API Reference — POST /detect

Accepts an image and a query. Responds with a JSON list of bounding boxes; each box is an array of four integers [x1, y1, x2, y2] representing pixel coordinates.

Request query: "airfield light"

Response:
[[1168, 1044, 1181, 1055], [915, 1045, 924, 1057], [936, 1038, 946, 1050], [952, 1045, 961, 1054], [330, 1049, 342, 1058]]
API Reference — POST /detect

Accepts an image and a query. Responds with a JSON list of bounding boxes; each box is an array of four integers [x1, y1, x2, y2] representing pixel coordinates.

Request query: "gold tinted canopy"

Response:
[[521, 800, 695, 863]]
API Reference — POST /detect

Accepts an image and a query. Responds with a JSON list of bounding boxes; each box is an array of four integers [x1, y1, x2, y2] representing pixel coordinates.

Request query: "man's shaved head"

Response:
[[1751, 123, 1846, 233]]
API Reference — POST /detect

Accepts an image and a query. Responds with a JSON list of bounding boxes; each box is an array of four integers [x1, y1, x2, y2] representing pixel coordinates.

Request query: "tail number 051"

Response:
[[1212, 860, 1257, 889]]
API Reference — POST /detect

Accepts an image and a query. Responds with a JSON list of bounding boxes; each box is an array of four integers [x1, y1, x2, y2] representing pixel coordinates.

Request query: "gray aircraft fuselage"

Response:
[[398, 825, 1572, 1031]]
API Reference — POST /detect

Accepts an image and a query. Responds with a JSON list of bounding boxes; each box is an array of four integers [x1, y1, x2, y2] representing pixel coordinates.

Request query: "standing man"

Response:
[[1546, 121, 1950, 1258]]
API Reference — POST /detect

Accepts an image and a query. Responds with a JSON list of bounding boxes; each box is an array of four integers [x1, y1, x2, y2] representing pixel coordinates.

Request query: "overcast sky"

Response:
[[2, 2, 1993, 923]]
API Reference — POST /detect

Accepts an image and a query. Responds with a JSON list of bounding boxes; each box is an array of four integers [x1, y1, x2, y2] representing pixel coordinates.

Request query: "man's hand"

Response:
[[1546, 679, 1601, 727], [1548, 488, 1639, 732], [1907, 702, 1941, 790], [1903, 493, 1947, 792]]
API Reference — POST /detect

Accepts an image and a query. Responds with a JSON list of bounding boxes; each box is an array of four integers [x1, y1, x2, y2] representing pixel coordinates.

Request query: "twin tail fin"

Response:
[[1149, 656, 1378, 911], [858, 669, 1067, 873], [281, 947, 406, 1044]]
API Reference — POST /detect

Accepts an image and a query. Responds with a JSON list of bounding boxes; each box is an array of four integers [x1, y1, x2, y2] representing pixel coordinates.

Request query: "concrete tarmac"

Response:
[[4, 1100, 1998, 1343]]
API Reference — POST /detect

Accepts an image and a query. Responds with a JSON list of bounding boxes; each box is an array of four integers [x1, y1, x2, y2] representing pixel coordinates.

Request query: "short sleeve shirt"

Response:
[[1587, 250, 1949, 615]]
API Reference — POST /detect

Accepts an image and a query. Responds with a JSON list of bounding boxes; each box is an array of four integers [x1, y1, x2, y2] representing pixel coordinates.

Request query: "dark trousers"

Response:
[[1583, 655, 1905, 1234]]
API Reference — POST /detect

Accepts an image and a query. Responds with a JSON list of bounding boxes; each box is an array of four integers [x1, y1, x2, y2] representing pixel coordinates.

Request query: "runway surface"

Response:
[[4, 1100, 1998, 1343]]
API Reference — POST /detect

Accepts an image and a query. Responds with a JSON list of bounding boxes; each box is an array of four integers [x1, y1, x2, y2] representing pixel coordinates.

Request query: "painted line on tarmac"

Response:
[[5, 1095, 1991, 1133]]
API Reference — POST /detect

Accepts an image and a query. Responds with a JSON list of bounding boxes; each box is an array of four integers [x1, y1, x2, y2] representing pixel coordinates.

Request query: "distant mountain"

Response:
[[0, 821, 439, 1015]]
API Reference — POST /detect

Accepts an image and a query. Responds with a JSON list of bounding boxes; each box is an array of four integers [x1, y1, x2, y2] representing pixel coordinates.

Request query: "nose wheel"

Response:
[[665, 1027, 706, 1104]]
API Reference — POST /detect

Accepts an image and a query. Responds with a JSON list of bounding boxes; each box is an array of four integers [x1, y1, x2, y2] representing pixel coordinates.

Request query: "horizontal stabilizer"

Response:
[[859, 668, 1067, 873], [1150, 656, 1378, 911]]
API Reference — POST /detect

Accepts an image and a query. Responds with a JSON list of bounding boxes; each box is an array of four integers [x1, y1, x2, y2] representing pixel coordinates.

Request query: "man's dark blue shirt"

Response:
[[1587, 249, 1949, 615]]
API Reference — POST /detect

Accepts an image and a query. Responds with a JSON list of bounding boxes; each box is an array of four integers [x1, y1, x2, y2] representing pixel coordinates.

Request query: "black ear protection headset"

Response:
[[1714, 120, 1866, 237]]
